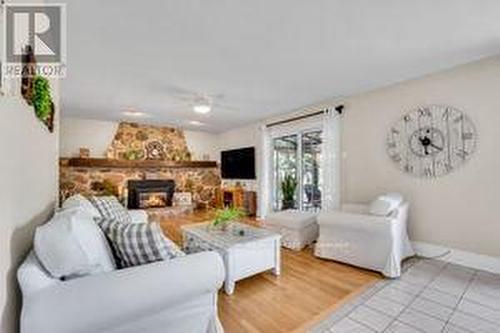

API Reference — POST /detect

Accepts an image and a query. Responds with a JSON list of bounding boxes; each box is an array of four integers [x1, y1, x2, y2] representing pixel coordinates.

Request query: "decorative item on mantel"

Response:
[[79, 147, 90, 159]]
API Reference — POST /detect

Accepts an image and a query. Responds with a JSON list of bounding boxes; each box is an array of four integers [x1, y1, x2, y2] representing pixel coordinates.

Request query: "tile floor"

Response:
[[311, 259, 500, 333]]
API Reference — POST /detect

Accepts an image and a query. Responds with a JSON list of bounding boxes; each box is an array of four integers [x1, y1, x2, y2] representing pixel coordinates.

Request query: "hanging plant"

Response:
[[33, 76, 52, 120], [32, 75, 55, 132]]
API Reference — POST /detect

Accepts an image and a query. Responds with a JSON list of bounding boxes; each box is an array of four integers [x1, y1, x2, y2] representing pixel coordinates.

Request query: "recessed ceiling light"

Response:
[[189, 120, 205, 126], [122, 110, 148, 117]]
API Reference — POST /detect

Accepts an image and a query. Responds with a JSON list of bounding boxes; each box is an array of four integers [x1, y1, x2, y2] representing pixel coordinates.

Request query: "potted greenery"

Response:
[[211, 207, 246, 231], [281, 174, 297, 210], [32, 75, 55, 132]]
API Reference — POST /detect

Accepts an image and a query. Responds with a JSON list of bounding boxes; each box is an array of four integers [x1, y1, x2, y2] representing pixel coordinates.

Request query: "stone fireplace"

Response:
[[59, 122, 221, 216], [127, 179, 175, 209]]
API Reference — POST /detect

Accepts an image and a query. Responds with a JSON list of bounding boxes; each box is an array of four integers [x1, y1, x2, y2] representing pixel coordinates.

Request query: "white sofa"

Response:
[[128, 209, 149, 224], [314, 198, 414, 278], [18, 195, 226, 333], [18, 251, 225, 333]]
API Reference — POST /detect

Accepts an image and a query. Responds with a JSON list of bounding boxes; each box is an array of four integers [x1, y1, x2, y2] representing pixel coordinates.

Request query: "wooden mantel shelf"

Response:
[[60, 158, 218, 169]]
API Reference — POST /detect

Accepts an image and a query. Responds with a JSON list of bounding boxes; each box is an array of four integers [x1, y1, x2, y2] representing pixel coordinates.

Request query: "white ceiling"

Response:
[[59, 0, 500, 133]]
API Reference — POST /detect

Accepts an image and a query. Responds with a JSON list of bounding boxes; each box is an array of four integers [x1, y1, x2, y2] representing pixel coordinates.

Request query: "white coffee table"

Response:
[[182, 222, 281, 295]]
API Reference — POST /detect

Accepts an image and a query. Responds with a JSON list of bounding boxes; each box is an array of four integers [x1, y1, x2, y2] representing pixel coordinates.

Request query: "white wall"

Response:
[[0, 89, 59, 332], [342, 56, 500, 258], [60, 118, 219, 160], [60, 118, 118, 158], [216, 56, 500, 259], [215, 124, 260, 190], [184, 130, 219, 161]]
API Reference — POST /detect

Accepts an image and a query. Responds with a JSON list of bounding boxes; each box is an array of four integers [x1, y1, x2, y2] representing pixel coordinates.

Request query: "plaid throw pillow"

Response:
[[90, 196, 132, 224], [97, 218, 185, 268]]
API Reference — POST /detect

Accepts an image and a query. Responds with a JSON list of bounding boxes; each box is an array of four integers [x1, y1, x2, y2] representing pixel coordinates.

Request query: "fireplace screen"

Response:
[[139, 192, 168, 209], [127, 180, 175, 210]]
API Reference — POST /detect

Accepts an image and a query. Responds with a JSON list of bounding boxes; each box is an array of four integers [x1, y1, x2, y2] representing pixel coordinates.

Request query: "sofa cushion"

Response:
[[34, 208, 116, 279], [266, 210, 317, 230], [97, 218, 185, 268], [62, 194, 101, 219], [89, 196, 132, 224], [368, 193, 404, 216]]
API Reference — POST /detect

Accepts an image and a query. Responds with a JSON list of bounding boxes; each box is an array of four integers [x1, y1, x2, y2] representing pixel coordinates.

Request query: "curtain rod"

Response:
[[266, 105, 344, 128]]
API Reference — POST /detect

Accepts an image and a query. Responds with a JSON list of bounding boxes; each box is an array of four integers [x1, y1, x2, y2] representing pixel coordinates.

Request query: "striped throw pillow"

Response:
[[97, 218, 185, 268], [90, 196, 132, 224]]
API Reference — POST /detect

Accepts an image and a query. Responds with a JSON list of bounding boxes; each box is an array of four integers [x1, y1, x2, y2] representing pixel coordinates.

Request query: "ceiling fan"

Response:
[[158, 83, 238, 115]]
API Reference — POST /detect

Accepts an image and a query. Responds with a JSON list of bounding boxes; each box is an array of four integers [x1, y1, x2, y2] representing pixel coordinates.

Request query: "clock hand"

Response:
[[429, 142, 443, 151]]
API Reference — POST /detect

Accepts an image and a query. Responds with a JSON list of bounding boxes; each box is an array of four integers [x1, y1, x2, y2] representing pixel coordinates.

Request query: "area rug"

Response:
[[309, 258, 500, 332]]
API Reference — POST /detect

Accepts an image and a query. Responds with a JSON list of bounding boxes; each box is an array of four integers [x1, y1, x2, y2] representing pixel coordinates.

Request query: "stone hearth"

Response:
[[60, 159, 220, 210]]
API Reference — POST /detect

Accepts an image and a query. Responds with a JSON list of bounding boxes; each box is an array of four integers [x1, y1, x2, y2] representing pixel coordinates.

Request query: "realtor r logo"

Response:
[[3, 4, 66, 77]]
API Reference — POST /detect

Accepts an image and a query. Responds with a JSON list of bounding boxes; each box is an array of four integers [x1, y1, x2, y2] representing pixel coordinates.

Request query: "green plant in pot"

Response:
[[281, 174, 297, 210], [212, 207, 246, 231]]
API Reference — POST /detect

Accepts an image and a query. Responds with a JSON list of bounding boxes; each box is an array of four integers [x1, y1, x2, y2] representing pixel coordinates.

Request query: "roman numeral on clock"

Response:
[[456, 149, 468, 159], [390, 154, 402, 162], [462, 132, 474, 140], [424, 167, 434, 177]]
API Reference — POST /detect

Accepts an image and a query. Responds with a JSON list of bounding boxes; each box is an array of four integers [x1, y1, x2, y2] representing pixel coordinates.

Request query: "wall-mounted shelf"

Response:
[[60, 158, 218, 169]]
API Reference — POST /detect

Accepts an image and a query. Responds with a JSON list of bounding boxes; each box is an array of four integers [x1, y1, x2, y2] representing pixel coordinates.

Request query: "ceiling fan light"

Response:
[[193, 104, 211, 114]]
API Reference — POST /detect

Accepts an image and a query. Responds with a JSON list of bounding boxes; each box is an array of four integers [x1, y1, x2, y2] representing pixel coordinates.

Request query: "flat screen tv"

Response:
[[221, 147, 256, 179]]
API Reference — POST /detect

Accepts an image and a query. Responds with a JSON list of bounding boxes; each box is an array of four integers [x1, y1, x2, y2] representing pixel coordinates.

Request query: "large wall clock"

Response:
[[387, 105, 476, 178]]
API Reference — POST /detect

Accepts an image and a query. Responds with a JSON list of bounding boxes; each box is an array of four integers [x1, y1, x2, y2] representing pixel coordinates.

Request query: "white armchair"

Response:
[[314, 198, 414, 278]]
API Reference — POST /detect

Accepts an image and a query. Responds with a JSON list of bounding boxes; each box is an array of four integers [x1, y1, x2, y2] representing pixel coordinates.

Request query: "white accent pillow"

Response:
[[369, 193, 404, 216], [62, 194, 101, 219], [34, 208, 115, 279]]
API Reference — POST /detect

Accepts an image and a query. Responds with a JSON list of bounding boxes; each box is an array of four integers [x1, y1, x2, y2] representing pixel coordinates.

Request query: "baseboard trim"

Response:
[[412, 241, 500, 274]]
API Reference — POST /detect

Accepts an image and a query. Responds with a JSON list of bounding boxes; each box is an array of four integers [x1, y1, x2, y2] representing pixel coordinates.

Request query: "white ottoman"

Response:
[[264, 210, 319, 251]]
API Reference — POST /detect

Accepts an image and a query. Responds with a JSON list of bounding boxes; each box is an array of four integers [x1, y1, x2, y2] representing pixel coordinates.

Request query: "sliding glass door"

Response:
[[272, 130, 322, 212], [301, 130, 322, 211], [273, 134, 298, 211]]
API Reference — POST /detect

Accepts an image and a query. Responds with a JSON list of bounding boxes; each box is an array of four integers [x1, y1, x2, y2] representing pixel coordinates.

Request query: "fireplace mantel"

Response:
[[60, 158, 218, 169]]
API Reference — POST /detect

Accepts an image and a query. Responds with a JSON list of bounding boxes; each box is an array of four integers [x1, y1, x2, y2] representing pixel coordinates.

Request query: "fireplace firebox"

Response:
[[127, 180, 175, 209]]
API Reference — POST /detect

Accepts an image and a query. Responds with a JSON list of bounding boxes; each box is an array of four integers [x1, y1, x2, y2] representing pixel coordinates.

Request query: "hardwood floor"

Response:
[[159, 211, 381, 333]]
